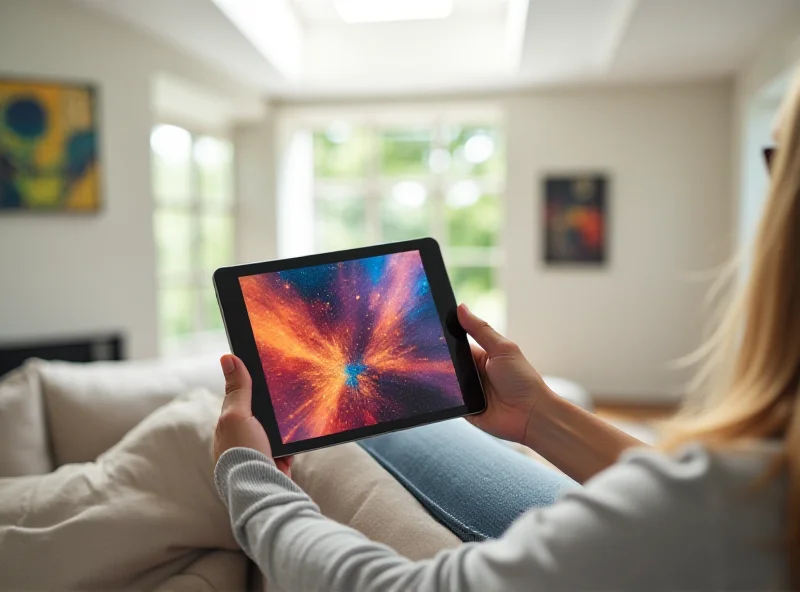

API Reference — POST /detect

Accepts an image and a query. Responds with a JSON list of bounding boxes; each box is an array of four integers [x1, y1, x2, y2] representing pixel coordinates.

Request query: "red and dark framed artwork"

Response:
[[543, 175, 608, 265]]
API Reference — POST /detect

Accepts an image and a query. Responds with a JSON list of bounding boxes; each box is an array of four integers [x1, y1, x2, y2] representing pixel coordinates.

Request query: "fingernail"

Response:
[[220, 355, 235, 376], [461, 303, 470, 313]]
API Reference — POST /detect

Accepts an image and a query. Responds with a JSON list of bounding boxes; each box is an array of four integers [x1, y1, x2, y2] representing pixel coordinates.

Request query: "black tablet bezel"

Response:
[[213, 237, 486, 458]]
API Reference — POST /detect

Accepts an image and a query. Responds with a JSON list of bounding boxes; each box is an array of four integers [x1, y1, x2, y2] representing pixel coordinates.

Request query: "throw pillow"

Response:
[[38, 355, 223, 466], [0, 389, 237, 590], [0, 360, 52, 477]]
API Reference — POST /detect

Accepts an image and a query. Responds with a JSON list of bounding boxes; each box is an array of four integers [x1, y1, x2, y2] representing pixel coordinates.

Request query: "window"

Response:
[[310, 119, 505, 329], [150, 124, 234, 353]]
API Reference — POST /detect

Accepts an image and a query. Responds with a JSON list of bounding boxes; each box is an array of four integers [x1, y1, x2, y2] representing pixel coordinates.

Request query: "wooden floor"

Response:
[[514, 402, 678, 467], [595, 402, 678, 423]]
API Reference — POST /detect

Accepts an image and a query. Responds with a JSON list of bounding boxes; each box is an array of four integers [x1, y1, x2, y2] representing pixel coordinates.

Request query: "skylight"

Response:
[[334, 0, 454, 24], [211, 0, 303, 80]]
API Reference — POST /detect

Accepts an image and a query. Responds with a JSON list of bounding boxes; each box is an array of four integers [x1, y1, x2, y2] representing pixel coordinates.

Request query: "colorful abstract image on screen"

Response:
[[240, 251, 463, 443], [0, 80, 99, 211]]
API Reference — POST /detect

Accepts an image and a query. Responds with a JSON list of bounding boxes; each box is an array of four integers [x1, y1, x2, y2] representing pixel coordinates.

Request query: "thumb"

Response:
[[456, 304, 518, 357], [220, 354, 253, 416]]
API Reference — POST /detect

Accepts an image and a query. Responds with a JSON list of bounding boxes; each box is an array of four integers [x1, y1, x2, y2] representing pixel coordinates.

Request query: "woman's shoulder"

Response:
[[563, 440, 787, 539], [613, 440, 784, 490], [492, 441, 786, 590], [547, 440, 786, 534]]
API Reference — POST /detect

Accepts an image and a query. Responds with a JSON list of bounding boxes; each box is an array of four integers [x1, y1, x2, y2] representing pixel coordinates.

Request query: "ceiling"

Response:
[[70, 0, 800, 99]]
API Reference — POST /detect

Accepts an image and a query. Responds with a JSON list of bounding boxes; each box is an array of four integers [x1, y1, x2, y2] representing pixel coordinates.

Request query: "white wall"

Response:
[[0, 0, 264, 358], [737, 99, 778, 251], [504, 84, 732, 402], [273, 84, 733, 402], [235, 115, 278, 265], [733, 15, 800, 249], [737, 13, 800, 105], [0, 0, 736, 399]]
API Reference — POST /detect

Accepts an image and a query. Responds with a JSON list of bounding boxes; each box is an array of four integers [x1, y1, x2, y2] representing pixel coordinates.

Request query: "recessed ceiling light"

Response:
[[334, 0, 454, 24]]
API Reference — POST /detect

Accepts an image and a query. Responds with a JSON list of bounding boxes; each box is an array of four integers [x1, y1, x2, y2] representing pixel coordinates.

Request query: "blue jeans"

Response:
[[358, 419, 577, 542]]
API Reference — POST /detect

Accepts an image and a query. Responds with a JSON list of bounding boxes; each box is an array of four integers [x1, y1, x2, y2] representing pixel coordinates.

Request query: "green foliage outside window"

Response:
[[379, 128, 431, 176], [312, 121, 506, 329], [446, 125, 505, 178], [315, 193, 368, 251], [151, 124, 234, 351], [446, 193, 501, 248], [313, 128, 369, 179]]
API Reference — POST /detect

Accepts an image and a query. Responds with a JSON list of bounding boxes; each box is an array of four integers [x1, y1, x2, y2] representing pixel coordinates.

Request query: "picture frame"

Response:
[[543, 174, 608, 265], [0, 77, 101, 213]]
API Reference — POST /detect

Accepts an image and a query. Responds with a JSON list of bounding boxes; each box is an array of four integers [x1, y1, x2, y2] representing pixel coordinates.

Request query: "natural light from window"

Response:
[[333, 0, 454, 23], [282, 115, 506, 331], [151, 123, 234, 354]]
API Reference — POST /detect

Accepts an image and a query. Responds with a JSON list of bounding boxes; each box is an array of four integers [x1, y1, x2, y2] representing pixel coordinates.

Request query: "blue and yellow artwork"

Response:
[[0, 80, 100, 212]]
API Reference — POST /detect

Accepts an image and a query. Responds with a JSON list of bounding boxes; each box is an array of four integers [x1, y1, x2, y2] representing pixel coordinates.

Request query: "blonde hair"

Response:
[[661, 68, 800, 587]]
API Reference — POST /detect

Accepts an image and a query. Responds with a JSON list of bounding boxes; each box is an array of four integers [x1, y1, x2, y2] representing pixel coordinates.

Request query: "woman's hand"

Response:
[[457, 304, 555, 445], [214, 354, 293, 477]]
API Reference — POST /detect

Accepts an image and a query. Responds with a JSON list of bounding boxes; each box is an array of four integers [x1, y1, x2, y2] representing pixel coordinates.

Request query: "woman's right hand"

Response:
[[457, 304, 555, 445]]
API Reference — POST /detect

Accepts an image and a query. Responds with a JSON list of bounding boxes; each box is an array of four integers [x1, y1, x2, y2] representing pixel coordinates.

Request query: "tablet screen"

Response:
[[239, 250, 464, 444]]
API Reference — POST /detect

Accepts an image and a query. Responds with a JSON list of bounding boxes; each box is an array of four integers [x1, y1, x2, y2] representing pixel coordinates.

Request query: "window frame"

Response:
[[151, 122, 236, 353], [276, 102, 506, 328]]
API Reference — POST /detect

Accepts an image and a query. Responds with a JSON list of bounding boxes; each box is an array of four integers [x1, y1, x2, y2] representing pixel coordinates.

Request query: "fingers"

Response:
[[470, 342, 487, 360], [457, 304, 519, 357], [275, 455, 293, 478], [220, 354, 253, 417], [470, 342, 488, 374]]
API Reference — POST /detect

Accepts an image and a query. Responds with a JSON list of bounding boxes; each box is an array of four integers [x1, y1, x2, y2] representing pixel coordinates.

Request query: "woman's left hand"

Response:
[[214, 354, 293, 477]]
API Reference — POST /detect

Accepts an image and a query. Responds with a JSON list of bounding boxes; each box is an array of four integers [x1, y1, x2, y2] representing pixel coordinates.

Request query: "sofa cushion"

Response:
[[152, 550, 248, 592], [293, 442, 461, 560], [38, 355, 224, 466], [0, 389, 238, 591], [0, 360, 52, 477]]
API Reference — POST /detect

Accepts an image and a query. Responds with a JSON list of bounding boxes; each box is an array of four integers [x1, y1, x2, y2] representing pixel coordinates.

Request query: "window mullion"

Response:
[[190, 132, 205, 333], [366, 125, 382, 243], [431, 117, 447, 251]]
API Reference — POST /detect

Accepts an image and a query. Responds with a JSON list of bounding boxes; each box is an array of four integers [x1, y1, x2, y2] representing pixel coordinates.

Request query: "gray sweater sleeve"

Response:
[[214, 446, 726, 592]]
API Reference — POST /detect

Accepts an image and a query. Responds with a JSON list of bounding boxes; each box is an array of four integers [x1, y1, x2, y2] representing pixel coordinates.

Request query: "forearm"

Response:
[[215, 448, 478, 592], [524, 392, 646, 483]]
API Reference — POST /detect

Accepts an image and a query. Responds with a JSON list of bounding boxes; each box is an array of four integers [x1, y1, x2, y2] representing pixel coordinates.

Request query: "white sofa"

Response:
[[0, 356, 462, 590], [0, 355, 590, 590]]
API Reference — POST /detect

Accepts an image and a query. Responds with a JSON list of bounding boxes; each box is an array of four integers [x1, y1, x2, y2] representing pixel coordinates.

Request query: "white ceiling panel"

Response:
[[609, 0, 800, 80], [70, 0, 284, 91], [67, 0, 800, 98], [517, 0, 637, 83]]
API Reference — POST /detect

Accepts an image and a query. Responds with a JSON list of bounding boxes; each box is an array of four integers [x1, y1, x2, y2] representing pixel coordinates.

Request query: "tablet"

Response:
[[213, 238, 486, 457]]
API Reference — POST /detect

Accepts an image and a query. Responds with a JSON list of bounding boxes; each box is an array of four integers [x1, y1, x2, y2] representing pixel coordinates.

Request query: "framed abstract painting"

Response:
[[0, 78, 100, 212], [543, 174, 608, 265]]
